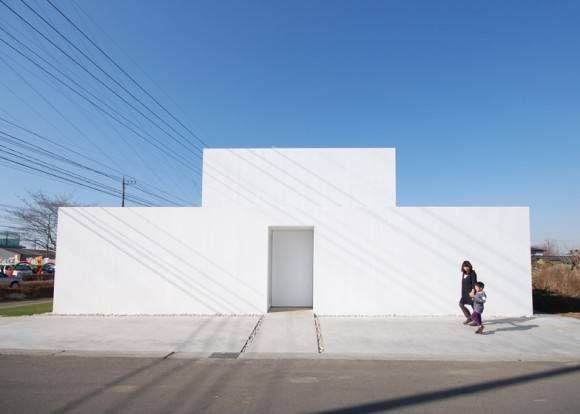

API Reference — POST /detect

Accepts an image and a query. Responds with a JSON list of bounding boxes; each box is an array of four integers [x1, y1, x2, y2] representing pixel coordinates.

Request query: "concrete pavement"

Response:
[[1, 355, 579, 413], [318, 314, 580, 361], [0, 315, 259, 357], [243, 308, 319, 356], [0, 311, 579, 361]]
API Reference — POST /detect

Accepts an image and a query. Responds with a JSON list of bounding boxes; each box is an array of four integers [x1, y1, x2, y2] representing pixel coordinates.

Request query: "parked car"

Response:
[[0, 273, 23, 289], [12, 263, 34, 279], [42, 263, 55, 274]]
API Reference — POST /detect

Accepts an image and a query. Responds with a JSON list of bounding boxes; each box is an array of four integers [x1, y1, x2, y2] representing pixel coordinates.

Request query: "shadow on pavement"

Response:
[[315, 364, 580, 413]]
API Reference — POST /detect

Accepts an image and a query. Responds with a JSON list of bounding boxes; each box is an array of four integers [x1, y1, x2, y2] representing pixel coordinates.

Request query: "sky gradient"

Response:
[[0, 0, 579, 249]]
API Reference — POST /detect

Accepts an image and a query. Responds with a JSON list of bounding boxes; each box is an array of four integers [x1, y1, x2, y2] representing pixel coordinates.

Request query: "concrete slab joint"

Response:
[[240, 315, 265, 354], [314, 314, 325, 353]]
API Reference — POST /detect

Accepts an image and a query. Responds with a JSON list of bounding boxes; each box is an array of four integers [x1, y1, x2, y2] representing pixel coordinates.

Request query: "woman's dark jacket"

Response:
[[460, 270, 478, 303]]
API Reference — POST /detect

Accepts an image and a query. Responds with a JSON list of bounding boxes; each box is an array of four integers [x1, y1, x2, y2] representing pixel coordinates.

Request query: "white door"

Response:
[[270, 229, 313, 308]]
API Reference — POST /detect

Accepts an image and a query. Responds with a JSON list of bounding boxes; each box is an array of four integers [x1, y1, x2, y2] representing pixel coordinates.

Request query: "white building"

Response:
[[54, 148, 533, 316]]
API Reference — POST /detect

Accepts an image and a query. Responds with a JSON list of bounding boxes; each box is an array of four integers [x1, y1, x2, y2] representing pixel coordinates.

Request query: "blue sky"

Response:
[[0, 0, 579, 248]]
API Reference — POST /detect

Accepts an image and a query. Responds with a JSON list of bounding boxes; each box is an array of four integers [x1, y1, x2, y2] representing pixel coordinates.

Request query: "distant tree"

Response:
[[2, 191, 78, 253], [569, 249, 580, 271], [540, 239, 560, 256]]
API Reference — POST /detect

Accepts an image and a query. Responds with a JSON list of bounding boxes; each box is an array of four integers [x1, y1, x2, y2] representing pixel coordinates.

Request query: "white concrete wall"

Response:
[[54, 207, 269, 315], [54, 206, 532, 316], [202, 148, 397, 208]]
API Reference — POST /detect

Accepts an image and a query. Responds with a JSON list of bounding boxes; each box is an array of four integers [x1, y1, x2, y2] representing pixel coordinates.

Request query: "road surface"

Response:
[[1, 355, 578, 413]]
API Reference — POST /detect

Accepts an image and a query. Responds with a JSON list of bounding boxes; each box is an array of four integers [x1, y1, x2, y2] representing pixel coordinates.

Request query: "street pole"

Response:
[[121, 176, 126, 207], [121, 176, 136, 207]]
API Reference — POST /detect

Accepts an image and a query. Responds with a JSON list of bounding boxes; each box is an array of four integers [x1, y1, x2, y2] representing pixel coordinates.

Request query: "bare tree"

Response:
[[540, 239, 560, 256], [569, 249, 580, 271], [2, 191, 78, 254]]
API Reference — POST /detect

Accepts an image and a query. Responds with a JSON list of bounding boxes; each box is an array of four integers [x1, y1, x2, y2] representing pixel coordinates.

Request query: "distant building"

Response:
[[531, 246, 545, 257], [0, 246, 55, 265], [0, 231, 21, 248]]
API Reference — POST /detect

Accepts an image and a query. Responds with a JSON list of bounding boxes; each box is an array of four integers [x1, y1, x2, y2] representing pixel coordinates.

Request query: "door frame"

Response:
[[267, 226, 314, 310]]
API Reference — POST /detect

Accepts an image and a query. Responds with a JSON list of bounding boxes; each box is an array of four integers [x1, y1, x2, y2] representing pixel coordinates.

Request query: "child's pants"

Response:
[[471, 311, 483, 326]]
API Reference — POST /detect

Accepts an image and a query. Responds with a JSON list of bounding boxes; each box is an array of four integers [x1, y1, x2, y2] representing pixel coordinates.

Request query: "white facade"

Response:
[[54, 148, 533, 316], [202, 148, 397, 208]]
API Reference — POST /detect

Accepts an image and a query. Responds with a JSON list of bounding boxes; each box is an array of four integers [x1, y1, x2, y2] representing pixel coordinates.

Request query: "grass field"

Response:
[[0, 301, 53, 317]]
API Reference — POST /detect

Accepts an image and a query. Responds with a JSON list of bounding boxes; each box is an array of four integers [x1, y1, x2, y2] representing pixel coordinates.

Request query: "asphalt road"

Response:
[[1, 355, 579, 413]]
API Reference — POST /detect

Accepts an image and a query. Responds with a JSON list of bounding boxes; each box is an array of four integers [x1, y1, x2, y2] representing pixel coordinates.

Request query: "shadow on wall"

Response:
[[267, 149, 530, 284], [63, 208, 262, 314], [60, 149, 531, 314], [101, 208, 264, 308], [204, 148, 531, 310]]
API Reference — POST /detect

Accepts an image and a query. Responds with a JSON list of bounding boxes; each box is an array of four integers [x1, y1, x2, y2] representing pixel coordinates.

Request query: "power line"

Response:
[[0, 32, 201, 176], [0, 23, 199, 164], [0, 26, 192, 202], [0, 45, 124, 171], [0, 130, 120, 180], [1, 143, 136, 200], [0, 153, 152, 206], [1, 1, 217, 205], [0, 126, 172, 206], [7, 0, 203, 156], [0, 130, 181, 206], [46, 0, 210, 150], [0, 115, 190, 205]]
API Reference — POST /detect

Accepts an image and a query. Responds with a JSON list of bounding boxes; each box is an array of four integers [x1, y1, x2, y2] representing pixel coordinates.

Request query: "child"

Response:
[[469, 282, 487, 334]]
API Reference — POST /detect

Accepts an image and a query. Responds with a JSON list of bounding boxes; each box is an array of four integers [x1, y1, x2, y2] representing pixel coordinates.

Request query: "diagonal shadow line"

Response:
[[314, 364, 580, 414], [70, 209, 228, 312], [190, 358, 250, 412], [245, 149, 337, 206], [129, 208, 263, 298], [62, 209, 225, 313], [392, 207, 529, 291], [273, 148, 529, 276], [74, 208, 243, 314], [98, 208, 262, 312], [51, 317, 216, 414], [70, 164, 450, 312], [268, 148, 528, 273], [103, 317, 236, 413], [270, 148, 383, 206], [200, 160, 453, 310], [205, 149, 529, 306], [420, 208, 530, 273], [202, 147, 528, 303], [205, 152, 324, 207]]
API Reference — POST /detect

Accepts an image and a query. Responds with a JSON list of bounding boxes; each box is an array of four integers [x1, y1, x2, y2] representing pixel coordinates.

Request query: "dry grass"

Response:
[[532, 264, 580, 298], [532, 263, 580, 313]]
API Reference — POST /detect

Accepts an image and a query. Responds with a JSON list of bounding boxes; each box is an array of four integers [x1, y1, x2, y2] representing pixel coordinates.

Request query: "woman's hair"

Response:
[[461, 260, 473, 274]]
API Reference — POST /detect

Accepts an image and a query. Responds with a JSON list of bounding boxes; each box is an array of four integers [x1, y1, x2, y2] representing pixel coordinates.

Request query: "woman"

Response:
[[459, 260, 477, 324]]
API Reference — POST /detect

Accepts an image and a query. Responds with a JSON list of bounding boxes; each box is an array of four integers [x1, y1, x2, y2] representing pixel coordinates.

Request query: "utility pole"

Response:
[[121, 176, 136, 207]]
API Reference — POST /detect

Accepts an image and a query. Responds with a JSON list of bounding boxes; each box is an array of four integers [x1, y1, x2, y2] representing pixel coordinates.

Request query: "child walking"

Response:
[[469, 282, 487, 334]]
